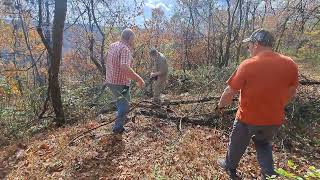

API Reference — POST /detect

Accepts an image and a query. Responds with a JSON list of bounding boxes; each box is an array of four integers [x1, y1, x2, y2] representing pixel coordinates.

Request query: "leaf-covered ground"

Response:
[[1, 60, 319, 179], [1, 109, 319, 179]]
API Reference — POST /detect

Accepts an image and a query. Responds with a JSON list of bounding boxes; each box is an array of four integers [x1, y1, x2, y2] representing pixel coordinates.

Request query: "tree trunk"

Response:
[[16, 4, 44, 87], [251, 3, 258, 32], [45, 0, 52, 72], [223, 0, 240, 67], [12, 19, 24, 95], [236, 0, 249, 63], [86, 4, 104, 75], [275, 16, 289, 52], [207, 1, 213, 65], [50, 0, 67, 125]]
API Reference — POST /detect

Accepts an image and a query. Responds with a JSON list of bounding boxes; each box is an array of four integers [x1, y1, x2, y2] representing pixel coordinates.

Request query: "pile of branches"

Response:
[[69, 96, 236, 145], [97, 96, 237, 126], [70, 74, 320, 145]]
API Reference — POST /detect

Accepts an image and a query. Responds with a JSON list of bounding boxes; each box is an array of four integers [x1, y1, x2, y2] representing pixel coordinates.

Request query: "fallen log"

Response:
[[161, 96, 220, 105], [299, 80, 320, 85], [96, 96, 227, 115], [299, 74, 320, 85], [138, 108, 237, 126]]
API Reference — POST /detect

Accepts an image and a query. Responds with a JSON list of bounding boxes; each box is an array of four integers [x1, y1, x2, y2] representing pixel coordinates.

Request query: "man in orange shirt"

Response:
[[217, 29, 299, 179]]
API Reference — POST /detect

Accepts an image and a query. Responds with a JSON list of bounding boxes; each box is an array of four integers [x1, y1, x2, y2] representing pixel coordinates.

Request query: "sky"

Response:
[[134, 0, 176, 25], [143, 0, 176, 19], [138, 0, 230, 23], [135, 0, 229, 26], [139, 0, 286, 22]]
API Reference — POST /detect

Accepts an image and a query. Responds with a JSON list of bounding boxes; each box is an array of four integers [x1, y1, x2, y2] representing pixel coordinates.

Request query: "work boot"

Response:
[[96, 114, 107, 122], [112, 127, 125, 134], [217, 159, 241, 180]]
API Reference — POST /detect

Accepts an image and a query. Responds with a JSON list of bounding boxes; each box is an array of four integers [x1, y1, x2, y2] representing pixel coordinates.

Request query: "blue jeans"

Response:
[[226, 120, 279, 177], [107, 84, 131, 133]]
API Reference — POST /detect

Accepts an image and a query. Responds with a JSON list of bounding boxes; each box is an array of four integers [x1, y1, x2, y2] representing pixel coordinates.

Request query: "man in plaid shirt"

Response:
[[106, 28, 145, 134]]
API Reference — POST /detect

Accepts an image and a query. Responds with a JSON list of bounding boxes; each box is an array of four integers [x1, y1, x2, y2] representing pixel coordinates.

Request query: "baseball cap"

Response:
[[243, 28, 275, 47], [149, 48, 158, 56]]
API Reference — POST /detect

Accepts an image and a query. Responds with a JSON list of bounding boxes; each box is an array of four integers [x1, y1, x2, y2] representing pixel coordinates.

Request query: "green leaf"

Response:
[[276, 168, 287, 176], [288, 160, 294, 167], [276, 168, 298, 178], [308, 166, 316, 171], [287, 160, 298, 170]]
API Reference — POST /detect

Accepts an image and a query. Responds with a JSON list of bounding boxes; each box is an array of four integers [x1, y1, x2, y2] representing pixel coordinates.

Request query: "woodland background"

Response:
[[0, 0, 319, 179]]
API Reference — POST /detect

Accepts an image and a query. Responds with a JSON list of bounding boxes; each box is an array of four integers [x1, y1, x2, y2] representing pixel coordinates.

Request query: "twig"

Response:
[[38, 84, 51, 120], [178, 117, 183, 132], [68, 101, 142, 146], [0, 49, 46, 73]]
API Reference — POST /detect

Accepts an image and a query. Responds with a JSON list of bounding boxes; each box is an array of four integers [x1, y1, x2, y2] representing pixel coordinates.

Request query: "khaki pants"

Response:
[[153, 77, 166, 103]]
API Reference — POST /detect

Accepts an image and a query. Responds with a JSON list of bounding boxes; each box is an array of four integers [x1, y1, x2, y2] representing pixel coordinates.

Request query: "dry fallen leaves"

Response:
[[1, 107, 319, 179]]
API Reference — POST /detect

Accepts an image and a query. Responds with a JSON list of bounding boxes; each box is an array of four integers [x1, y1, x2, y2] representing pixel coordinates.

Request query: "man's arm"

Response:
[[286, 62, 299, 105], [121, 64, 145, 88], [218, 61, 247, 109], [218, 86, 239, 108], [286, 85, 298, 105]]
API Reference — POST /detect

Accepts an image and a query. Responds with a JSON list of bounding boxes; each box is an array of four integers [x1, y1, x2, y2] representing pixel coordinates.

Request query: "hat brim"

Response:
[[242, 38, 252, 43]]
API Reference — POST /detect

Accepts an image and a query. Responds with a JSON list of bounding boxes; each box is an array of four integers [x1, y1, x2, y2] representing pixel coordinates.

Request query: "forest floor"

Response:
[[0, 60, 319, 179]]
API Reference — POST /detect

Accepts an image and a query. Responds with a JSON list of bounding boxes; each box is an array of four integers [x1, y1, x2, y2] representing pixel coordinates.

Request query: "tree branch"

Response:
[[36, 0, 52, 56]]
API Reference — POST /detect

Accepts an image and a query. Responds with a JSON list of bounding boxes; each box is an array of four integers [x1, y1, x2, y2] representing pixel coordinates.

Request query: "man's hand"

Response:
[[121, 64, 145, 88], [218, 86, 238, 108], [136, 78, 145, 89], [285, 85, 298, 106], [151, 71, 163, 78], [215, 103, 225, 116], [150, 72, 160, 78]]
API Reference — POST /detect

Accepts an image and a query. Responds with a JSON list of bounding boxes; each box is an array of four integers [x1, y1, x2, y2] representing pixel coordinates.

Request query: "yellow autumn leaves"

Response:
[[0, 76, 21, 97]]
